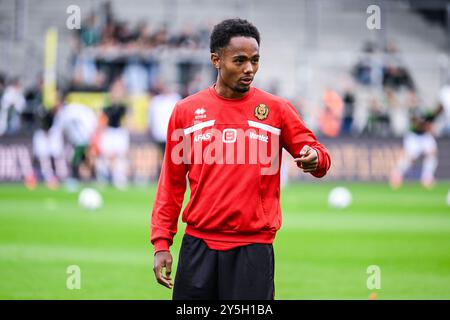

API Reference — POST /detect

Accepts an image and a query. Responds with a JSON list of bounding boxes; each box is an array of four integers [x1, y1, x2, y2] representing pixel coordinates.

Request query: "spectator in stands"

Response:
[[99, 0, 115, 29], [0, 73, 5, 99], [23, 75, 45, 134], [185, 72, 208, 97], [383, 43, 402, 66], [341, 79, 356, 136], [352, 41, 382, 86], [197, 23, 212, 49], [363, 96, 391, 137], [123, 58, 150, 95], [71, 55, 107, 91], [79, 13, 101, 47], [385, 88, 417, 137], [318, 88, 344, 137], [171, 24, 200, 49], [382, 43, 415, 92], [382, 64, 415, 91], [69, 2, 212, 93], [152, 25, 170, 48]]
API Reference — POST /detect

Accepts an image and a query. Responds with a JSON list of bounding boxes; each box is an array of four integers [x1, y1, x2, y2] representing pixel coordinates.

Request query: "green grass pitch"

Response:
[[0, 182, 449, 299]]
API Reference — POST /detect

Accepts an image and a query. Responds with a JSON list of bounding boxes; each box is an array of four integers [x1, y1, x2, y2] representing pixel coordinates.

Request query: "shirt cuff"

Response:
[[313, 147, 321, 167], [153, 239, 170, 254], [310, 147, 326, 178]]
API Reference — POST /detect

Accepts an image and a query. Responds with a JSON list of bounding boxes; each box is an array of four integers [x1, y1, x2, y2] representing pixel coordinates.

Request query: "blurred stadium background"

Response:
[[0, 0, 449, 299]]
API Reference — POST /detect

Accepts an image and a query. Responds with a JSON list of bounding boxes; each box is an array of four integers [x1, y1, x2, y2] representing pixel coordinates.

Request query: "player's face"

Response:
[[212, 36, 260, 98]]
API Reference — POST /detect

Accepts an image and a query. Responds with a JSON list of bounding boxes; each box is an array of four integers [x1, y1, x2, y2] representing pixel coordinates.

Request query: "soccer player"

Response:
[[438, 79, 450, 136], [52, 92, 98, 181], [148, 81, 181, 178], [151, 19, 331, 300], [390, 104, 443, 189], [32, 107, 68, 189], [96, 78, 130, 189]]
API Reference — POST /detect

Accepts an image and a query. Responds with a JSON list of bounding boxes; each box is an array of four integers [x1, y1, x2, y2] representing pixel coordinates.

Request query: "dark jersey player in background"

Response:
[[96, 78, 130, 189], [390, 104, 443, 189], [151, 19, 331, 300], [103, 103, 126, 128]]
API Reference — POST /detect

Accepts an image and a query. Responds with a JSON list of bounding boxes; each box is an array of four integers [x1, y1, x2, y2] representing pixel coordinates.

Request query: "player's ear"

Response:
[[211, 52, 220, 69]]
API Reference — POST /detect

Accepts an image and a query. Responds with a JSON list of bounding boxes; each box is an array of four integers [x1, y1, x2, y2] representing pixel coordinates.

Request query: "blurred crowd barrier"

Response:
[[285, 137, 450, 182], [1, 136, 449, 183], [0, 136, 160, 184]]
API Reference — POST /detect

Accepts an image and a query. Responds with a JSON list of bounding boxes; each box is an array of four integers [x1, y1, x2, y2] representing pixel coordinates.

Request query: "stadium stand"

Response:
[[0, 0, 449, 183]]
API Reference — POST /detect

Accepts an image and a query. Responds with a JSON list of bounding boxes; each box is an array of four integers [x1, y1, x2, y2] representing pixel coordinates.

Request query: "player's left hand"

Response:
[[294, 145, 318, 173]]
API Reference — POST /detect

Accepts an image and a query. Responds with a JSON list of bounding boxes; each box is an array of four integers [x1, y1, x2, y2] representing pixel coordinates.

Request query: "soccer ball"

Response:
[[78, 188, 103, 210], [328, 187, 352, 209]]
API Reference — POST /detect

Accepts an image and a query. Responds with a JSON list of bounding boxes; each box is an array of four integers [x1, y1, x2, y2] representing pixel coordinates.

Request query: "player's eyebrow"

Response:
[[232, 54, 260, 59]]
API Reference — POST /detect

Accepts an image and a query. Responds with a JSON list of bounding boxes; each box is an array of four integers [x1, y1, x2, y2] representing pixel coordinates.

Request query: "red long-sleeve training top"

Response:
[[151, 85, 331, 253]]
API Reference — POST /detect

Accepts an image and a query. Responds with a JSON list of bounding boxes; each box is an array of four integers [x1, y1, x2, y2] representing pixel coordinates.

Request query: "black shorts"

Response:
[[173, 234, 275, 300]]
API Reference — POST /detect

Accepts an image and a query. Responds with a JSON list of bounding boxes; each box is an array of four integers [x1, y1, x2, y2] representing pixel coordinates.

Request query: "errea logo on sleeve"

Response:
[[194, 108, 207, 120]]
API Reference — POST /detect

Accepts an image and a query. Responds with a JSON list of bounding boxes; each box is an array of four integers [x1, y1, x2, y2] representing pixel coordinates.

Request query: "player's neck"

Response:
[[214, 81, 249, 100]]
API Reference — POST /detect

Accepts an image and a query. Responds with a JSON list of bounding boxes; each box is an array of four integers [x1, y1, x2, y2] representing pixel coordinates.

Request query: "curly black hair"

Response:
[[210, 18, 260, 54]]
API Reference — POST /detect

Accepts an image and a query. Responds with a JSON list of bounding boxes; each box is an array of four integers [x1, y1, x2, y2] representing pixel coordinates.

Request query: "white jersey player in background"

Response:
[[438, 80, 450, 136], [148, 81, 180, 177], [0, 78, 26, 136], [52, 93, 98, 181], [390, 104, 444, 189]]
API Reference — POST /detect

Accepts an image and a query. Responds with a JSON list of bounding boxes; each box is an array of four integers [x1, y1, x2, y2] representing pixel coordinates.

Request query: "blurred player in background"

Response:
[[0, 78, 26, 136], [96, 78, 130, 189], [390, 104, 444, 189], [52, 91, 98, 182], [32, 100, 68, 189], [148, 81, 181, 177], [438, 78, 450, 136]]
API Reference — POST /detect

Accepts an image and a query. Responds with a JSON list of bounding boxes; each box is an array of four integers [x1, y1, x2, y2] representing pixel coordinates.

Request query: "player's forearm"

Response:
[[150, 207, 181, 253], [150, 154, 187, 252], [150, 181, 186, 252]]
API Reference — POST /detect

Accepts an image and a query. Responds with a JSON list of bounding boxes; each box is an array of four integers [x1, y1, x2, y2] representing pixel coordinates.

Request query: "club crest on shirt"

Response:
[[254, 104, 269, 120]]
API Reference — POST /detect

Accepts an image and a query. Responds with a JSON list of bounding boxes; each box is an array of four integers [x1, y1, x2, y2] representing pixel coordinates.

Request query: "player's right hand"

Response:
[[294, 145, 318, 173], [153, 251, 174, 289]]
